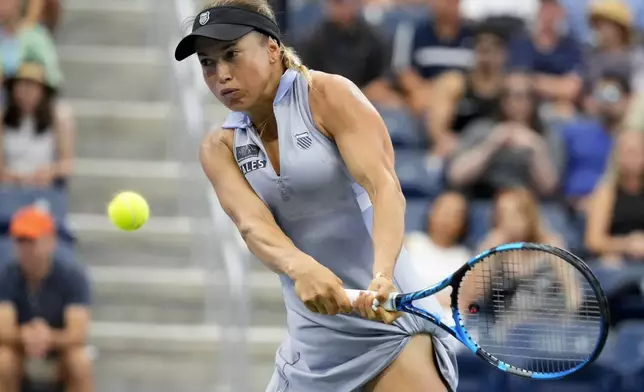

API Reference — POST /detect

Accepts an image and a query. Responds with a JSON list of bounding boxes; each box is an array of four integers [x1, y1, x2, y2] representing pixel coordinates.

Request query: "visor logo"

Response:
[[199, 11, 210, 26]]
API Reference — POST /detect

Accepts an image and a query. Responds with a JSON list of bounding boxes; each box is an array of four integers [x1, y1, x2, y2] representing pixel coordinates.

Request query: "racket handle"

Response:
[[345, 289, 399, 311]]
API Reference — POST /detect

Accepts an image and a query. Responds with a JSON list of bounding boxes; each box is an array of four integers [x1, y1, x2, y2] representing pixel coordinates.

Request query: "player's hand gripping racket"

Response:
[[346, 242, 610, 380]]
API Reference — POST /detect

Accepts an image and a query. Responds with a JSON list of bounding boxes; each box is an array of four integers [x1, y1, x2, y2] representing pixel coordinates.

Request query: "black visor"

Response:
[[174, 6, 281, 61]]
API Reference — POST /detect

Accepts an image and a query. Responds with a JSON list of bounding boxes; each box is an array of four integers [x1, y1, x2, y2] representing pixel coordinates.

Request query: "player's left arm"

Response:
[[309, 71, 405, 279]]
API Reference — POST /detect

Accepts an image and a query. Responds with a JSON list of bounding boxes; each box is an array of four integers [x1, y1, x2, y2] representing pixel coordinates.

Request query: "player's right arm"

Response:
[[200, 129, 351, 315]]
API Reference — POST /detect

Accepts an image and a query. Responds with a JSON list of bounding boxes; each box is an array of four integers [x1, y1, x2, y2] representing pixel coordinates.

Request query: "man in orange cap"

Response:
[[0, 206, 93, 392]]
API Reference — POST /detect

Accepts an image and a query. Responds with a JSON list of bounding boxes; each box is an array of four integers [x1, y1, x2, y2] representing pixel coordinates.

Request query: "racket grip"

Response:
[[345, 289, 399, 311]]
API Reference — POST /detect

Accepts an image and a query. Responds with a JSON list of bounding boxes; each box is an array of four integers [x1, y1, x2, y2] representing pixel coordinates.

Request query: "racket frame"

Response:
[[388, 242, 611, 379]]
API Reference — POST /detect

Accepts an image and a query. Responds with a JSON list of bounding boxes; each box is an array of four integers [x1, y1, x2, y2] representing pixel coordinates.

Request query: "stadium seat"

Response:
[[456, 353, 506, 392], [369, 5, 430, 40], [286, 2, 323, 37], [0, 236, 12, 268], [608, 321, 644, 374], [404, 198, 432, 233], [504, 361, 621, 392], [465, 200, 492, 249], [378, 106, 427, 149], [395, 150, 444, 198], [541, 203, 579, 250]]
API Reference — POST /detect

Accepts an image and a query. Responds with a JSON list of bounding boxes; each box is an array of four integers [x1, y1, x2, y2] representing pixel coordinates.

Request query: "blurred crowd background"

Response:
[[1, 0, 644, 391]]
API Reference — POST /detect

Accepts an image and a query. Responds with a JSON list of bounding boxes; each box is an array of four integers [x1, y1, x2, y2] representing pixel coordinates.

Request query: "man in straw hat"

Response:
[[0, 206, 93, 392]]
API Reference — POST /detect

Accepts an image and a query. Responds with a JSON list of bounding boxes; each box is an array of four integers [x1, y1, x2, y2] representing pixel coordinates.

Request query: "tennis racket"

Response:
[[346, 242, 610, 380]]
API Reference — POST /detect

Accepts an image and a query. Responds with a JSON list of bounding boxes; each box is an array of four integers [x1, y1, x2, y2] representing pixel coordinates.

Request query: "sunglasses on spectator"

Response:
[[594, 84, 622, 104]]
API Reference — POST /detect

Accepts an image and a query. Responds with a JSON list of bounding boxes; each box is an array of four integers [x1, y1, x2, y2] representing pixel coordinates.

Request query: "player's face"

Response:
[[196, 33, 280, 111]]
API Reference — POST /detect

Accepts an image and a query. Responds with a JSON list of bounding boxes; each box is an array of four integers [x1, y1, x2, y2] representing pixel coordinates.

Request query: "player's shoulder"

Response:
[[310, 70, 354, 93], [201, 126, 234, 155], [309, 71, 364, 105]]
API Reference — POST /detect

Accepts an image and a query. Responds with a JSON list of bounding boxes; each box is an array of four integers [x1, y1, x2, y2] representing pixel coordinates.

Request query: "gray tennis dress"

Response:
[[222, 69, 458, 392]]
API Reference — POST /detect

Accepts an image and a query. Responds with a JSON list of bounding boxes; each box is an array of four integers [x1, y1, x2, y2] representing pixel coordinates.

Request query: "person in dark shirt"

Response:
[[508, 0, 583, 120], [298, 0, 404, 108], [428, 20, 507, 158], [0, 206, 92, 392], [393, 0, 475, 115]]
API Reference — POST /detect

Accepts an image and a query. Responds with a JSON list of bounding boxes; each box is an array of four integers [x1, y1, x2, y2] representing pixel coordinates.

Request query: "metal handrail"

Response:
[[170, 1, 251, 391]]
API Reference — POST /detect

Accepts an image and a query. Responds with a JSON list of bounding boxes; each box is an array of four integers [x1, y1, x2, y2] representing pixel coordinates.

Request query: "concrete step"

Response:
[[59, 45, 169, 101], [93, 349, 274, 392], [70, 100, 175, 161], [73, 221, 194, 269], [90, 267, 285, 326], [58, 0, 155, 47], [68, 159, 199, 216]]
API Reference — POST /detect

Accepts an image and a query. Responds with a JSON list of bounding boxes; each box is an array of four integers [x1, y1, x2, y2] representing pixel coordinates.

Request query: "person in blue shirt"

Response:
[[508, 0, 584, 120], [0, 206, 92, 392], [392, 0, 475, 116], [562, 73, 632, 213]]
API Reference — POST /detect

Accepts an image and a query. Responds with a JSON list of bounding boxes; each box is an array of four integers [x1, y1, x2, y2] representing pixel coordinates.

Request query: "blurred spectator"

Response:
[[393, 0, 475, 116], [405, 192, 471, 315], [585, 131, 644, 267], [0, 206, 92, 392], [0, 0, 62, 88], [561, 73, 631, 212], [479, 187, 564, 249], [447, 73, 562, 199], [22, 0, 61, 35], [508, 0, 583, 120], [561, 0, 644, 45], [583, 0, 634, 96], [298, 0, 404, 108], [624, 91, 644, 132], [461, 0, 538, 22], [0, 62, 74, 188], [428, 21, 506, 159]]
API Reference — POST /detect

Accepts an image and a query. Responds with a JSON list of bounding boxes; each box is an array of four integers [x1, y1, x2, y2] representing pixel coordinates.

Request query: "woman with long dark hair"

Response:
[[0, 62, 74, 187]]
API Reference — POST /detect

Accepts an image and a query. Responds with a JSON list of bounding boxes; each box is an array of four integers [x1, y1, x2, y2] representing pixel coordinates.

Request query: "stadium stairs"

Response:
[[59, 0, 284, 390]]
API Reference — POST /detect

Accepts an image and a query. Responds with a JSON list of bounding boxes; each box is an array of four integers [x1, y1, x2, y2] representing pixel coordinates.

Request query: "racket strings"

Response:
[[459, 249, 603, 374]]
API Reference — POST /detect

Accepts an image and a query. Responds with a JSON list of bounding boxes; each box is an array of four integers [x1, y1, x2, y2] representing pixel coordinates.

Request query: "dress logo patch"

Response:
[[295, 132, 312, 150], [236, 144, 260, 161]]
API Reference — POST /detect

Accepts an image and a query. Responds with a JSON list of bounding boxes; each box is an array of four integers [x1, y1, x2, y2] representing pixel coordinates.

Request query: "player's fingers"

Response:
[[304, 302, 319, 314], [354, 292, 368, 318], [334, 290, 353, 314], [363, 294, 378, 321], [322, 296, 339, 315]]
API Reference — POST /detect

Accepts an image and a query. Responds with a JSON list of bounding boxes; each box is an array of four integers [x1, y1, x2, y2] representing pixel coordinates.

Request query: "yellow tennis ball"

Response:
[[107, 191, 150, 231]]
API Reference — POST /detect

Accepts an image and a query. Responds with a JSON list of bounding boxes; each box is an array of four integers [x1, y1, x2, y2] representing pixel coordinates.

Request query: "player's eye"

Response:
[[199, 58, 214, 67], [223, 50, 239, 61]]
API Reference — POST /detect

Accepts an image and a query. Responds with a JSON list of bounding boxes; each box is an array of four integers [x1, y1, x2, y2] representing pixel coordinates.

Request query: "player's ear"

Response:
[[266, 37, 281, 64]]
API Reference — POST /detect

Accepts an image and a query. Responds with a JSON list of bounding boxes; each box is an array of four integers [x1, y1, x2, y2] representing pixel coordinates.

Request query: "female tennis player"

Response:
[[175, 1, 457, 390]]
